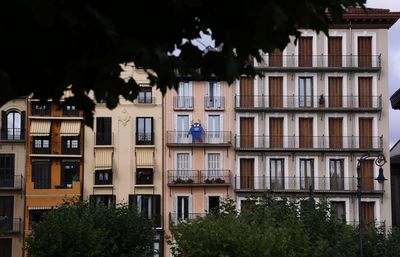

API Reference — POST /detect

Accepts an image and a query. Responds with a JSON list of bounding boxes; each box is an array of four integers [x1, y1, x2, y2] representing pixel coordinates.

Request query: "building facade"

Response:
[[0, 98, 26, 257], [82, 65, 164, 256], [234, 7, 398, 227]]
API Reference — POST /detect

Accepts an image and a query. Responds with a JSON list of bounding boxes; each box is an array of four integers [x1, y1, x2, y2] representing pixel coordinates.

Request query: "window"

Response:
[[330, 159, 344, 190], [90, 195, 116, 207], [29, 210, 49, 230], [176, 196, 190, 220], [32, 137, 50, 154], [240, 159, 254, 189], [328, 36, 342, 67], [176, 115, 190, 143], [0, 238, 12, 257], [96, 117, 112, 145], [207, 115, 221, 143], [300, 159, 314, 190], [175, 82, 193, 109], [361, 202, 375, 226], [207, 153, 221, 179], [329, 118, 343, 148], [298, 36, 313, 67], [0, 154, 14, 187], [62, 137, 80, 154], [176, 153, 190, 180], [269, 48, 283, 67], [32, 162, 51, 189], [63, 105, 79, 116], [328, 77, 343, 107], [94, 170, 113, 185], [358, 36, 372, 67], [331, 201, 346, 224], [0, 196, 14, 232], [153, 232, 163, 257], [129, 195, 161, 227], [270, 159, 284, 190], [136, 168, 153, 185], [138, 87, 153, 103], [241, 200, 253, 213], [136, 117, 153, 145], [60, 162, 79, 188], [6, 111, 21, 140], [358, 77, 373, 108], [298, 77, 313, 107], [208, 196, 220, 214], [31, 102, 50, 116], [206, 82, 222, 109], [299, 118, 313, 148]]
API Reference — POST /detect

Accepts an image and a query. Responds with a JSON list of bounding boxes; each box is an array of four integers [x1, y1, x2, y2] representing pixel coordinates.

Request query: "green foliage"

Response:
[[25, 201, 155, 257], [0, 0, 365, 126]]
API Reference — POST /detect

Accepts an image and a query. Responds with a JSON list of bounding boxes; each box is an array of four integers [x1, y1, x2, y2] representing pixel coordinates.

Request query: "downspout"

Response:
[[22, 96, 28, 254], [161, 92, 166, 255]]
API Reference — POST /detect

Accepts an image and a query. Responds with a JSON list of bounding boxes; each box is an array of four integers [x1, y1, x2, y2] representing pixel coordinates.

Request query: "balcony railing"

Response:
[[166, 131, 232, 146], [173, 96, 194, 110], [136, 133, 154, 145], [169, 212, 206, 225], [259, 54, 381, 70], [31, 138, 82, 155], [0, 218, 22, 234], [95, 132, 113, 146], [0, 175, 23, 190], [167, 170, 231, 186], [204, 96, 225, 110], [235, 176, 384, 193], [136, 96, 155, 104], [235, 95, 382, 111], [235, 135, 383, 151], [0, 128, 25, 142], [32, 178, 52, 189]]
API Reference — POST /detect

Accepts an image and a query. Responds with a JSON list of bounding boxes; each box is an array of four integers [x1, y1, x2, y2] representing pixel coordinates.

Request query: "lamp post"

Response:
[[356, 152, 387, 257]]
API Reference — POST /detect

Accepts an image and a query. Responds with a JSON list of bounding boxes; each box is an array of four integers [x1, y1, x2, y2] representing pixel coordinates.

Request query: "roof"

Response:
[[391, 139, 400, 164], [391, 88, 400, 110]]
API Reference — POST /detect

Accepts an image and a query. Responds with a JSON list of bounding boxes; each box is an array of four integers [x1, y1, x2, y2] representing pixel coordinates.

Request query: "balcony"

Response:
[[258, 54, 381, 72], [167, 170, 231, 187], [0, 218, 22, 234], [166, 131, 232, 147], [204, 96, 225, 110], [235, 135, 383, 152], [169, 212, 206, 225], [235, 95, 382, 112], [0, 175, 23, 191], [173, 96, 194, 110], [30, 138, 82, 156], [0, 128, 25, 142], [234, 176, 384, 194]]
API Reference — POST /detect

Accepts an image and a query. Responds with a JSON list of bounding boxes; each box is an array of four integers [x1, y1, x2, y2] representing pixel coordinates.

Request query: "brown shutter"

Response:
[[269, 77, 283, 107], [359, 118, 373, 149], [240, 77, 254, 107], [240, 118, 254, 148], [361, 202, 375, 226], [299, 118, 313, 148], [329, 118, 343, 148], [358, 37, 372, 67], [328, 77, 343, 107], [269, 48, 283, 67], [360, 160, 374, 191], [270, 118, 283, 148], [358, 77, 372, 108], [240, 159, 254, 189], [299, 37, 313, 67], [328, 37, 342, 67]]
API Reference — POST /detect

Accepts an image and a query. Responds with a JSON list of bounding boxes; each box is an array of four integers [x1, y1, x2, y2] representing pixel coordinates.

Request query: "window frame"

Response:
[[136, 117, 154, 145]]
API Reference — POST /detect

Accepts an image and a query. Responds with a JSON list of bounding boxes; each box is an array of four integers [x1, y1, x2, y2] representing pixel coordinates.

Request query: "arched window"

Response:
[[7, 111, 21, 140]]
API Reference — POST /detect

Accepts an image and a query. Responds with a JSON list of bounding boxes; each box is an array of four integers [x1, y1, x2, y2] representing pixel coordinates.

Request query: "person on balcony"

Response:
[[188, 119, 205, 143]]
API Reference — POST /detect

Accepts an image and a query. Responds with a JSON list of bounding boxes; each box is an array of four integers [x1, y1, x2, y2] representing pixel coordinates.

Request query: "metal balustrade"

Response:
[[173, 96, 194, 110], [167, 170, 231, 186], [169, 212, 206, 225], [0, 175, 23, 190], [0, 128, 25, 142], [166, 131, 232, 146], [204, 96, 225, 110], [0, 218, 22, 234]]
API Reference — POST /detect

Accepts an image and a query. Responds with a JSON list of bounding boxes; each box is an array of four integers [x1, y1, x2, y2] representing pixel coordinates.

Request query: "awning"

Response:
[[95, 150, 113, 170], [60, 121, 81, 136], [136, 149, 154, 167], [28, 206, 54, 210], [30, 121, 51, 136]]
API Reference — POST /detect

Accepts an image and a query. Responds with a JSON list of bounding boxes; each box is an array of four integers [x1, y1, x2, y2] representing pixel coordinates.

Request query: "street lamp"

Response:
[[356, 152, 387, 257]]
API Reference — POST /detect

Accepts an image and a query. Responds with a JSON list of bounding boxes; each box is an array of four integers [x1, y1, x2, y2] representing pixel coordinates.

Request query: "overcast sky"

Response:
[[367, 0, 400, 148]]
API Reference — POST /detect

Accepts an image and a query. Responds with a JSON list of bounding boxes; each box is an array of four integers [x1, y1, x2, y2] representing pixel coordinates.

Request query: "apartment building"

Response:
[[25, 99, 84, 234], [164, 80, 235, 254], [83, 65, 164, 256], [234, 7, 399, 227], [0, 98, 26, 257]]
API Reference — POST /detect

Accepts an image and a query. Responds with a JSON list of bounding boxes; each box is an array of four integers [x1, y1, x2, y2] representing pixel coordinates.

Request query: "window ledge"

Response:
[[134, 184, 155, 188]]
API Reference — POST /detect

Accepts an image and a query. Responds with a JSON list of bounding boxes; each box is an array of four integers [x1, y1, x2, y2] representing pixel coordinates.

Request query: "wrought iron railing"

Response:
[[167, 170, 231, 185], [173, 96, 194, 110], [0, 218, 22, 234], [204, 96, 225, 110], [166, 131, 232, 145], [0, 175, 23, 190], [169, 212, 206, 225]]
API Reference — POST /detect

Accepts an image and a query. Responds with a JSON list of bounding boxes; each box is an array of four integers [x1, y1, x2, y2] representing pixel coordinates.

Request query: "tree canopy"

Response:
[[0, 0, 365, 125], [25, 201, 155, 257]]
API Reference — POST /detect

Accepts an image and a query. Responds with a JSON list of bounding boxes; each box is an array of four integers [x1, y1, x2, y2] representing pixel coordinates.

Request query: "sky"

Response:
[[366, 0, 400, 148]]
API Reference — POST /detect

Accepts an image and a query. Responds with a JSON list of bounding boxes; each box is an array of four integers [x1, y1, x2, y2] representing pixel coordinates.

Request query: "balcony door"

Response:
[[361, 202, 375, 226], [360, 160, 374, 191], [328, 36, 342, 67], [298, 77, 313, 107], [239, 118, 254, 148], [240, 159, 254, 189], [239, 77, 254, 107], [0, 196, 13, 231], [270, 159, 284, 190], [300, 159, 314, 190], [269, 77, 283, 108], [269, 118, 283, 148], [269, 48, 282, 67], [328, 77, 343, 107], [358, 77, 373, 108], [329, 118, 343, 148], [358, 36, 372, 67], [299, 118, 313, 148], [176, 115, 190, 143], [331, 201, 346, 223], [177, 196, 190, 220], [207, 115, 221, 143], [359, 118, 373, 149], [177, 82, 193, 109], [207, 153, 221, 179], [176, 153, 190, 180], [207, 82, 221, 109], [96, 117, 112, 145], [0, 239, 12, 257], [299, 36, 313, 67], [0, 154, 14, 187], [330, 159, 344, 190]]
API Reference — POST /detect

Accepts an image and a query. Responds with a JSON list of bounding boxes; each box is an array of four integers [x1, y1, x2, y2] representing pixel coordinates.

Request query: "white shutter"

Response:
[[207, 153, 221, 177]]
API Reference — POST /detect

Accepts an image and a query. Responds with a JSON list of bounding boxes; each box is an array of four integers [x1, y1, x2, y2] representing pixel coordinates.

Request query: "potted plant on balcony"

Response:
[[204, 178, 214, 184], [215, 178, 226, 184], [186, 178, 194, 184], [319, 94, 325, 107], [173, 178, 184, 184]]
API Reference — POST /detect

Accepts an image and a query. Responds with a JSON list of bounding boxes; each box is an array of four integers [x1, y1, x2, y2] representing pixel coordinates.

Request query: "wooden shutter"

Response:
[[358, 37, 372, 67], [269, 48, 283, 67], [240, 159, 254, 189], [358, 77, 372, 108], [0, 238, 12, 257], [270, 118, 283, 148], [361, 202, 375, 225], [299, 118, 313, 148], [152, 195, 161, 227], [239, 77, 254, 107], [328, 77, 343, 107], [269, 77, 283, 107], [329, 118, 343, 148], [240, 118, 254, 148], [359, 118, 373, 148], [328, 37, 342, 67], [360, 160, 374, 191], [299, 37, 313, 67], [1, 111, 6, 140]]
